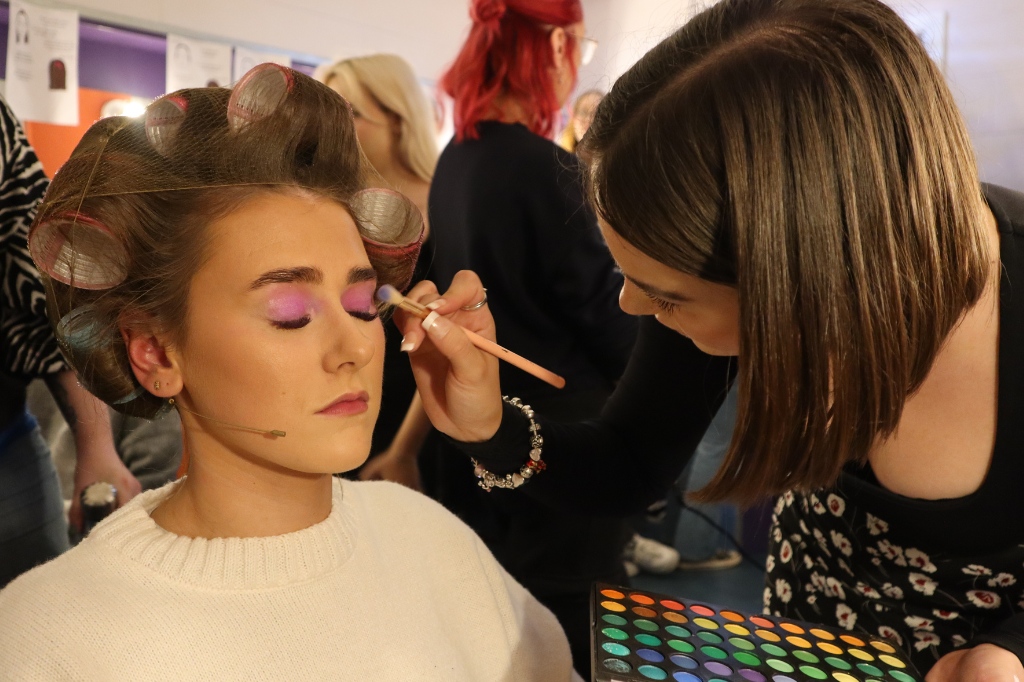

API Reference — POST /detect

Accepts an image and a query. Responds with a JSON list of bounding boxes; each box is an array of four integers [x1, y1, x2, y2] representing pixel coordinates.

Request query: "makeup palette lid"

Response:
[[590, 582, 921, 682]]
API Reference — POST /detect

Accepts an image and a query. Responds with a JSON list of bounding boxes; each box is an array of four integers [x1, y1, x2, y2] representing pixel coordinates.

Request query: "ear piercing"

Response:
[[154, 380, 161, 390]]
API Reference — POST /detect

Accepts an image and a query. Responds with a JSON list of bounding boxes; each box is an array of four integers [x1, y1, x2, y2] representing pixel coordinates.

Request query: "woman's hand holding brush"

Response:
[[390, 270, 505, 443]]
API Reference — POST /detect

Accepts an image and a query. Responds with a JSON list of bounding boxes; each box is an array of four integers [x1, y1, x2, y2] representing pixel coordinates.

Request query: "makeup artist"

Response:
[[372, 0, 636, 675], [396, 0, 1024, 679]]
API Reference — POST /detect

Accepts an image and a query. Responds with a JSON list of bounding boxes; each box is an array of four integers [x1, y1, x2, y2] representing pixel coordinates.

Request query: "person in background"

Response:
[[0, 93, 140, 587], [559, 85, 687, 578], [315, 54, 438, 486], [0, 69, 578, 681], [557, 88, 602, 153], [27, 382, 181, 496], [371, 0, 644, 675], [395, 0, 1024, 677]]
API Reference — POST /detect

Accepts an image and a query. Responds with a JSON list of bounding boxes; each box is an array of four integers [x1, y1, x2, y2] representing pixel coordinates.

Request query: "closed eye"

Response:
[[272, 316, 311, 330], [643, 290, 679, 313]]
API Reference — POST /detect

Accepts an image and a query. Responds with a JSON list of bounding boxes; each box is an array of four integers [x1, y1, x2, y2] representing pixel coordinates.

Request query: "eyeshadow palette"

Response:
[[591, 583, 920, 682]]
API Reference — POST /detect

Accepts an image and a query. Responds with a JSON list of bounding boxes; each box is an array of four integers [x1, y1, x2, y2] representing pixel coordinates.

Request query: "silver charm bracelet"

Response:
[[471, 396, 546, 491]]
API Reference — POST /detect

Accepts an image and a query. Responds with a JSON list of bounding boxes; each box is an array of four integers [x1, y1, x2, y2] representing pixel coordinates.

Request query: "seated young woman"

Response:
[[0, 65, 578, 682]]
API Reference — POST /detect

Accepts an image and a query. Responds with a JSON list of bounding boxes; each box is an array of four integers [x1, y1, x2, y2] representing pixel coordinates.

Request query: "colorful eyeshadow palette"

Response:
[[591, 583, 921, 682]]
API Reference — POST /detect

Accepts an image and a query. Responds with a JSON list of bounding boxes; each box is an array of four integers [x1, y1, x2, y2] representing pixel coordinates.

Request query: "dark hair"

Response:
[[441, 0, 583, 141], [31, 67, 422, 419], [580, 0, 990, 503]]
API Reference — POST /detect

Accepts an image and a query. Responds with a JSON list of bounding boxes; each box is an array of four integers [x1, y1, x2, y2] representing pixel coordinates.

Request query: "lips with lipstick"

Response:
[[317, 391, 370, 416]]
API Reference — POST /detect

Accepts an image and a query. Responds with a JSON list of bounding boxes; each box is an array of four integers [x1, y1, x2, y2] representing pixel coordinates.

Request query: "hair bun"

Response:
[[471, 0, 507, 27]]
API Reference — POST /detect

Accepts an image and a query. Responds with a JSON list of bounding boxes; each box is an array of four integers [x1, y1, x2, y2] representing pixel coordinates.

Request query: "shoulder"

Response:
[[341, 479, 478, 539], [985, 184, 1024, 237], [0, 544, 109, 659]]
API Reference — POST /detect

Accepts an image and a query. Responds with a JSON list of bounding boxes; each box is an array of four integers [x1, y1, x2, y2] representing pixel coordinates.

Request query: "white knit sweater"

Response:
[[0, 479, 580, 681]]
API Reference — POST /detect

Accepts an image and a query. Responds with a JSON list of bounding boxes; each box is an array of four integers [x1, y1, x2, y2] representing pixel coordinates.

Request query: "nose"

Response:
[[618, 280, 654, 317], [322, 310, 378, 374]]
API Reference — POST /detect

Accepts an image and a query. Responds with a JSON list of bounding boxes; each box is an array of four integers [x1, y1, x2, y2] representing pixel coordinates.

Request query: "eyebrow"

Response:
[[249, 266, 377, 290], [624, 275, 691, 303]]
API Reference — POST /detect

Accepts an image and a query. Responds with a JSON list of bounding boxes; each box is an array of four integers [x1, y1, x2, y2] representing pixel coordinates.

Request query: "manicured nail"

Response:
[[421, 311, 440, 330], [420, 311, 452, 339], [400, 336, 414, 352], [426, 299, 446, 310]]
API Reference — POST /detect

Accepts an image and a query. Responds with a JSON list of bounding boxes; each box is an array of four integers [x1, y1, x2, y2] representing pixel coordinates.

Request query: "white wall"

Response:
[[578, 0, 1023, 188], [896, 0, 1024, 188], [32, 0, 475, 79]]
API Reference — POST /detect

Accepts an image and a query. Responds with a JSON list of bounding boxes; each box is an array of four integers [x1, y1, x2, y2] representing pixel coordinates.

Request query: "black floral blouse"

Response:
[[766, 486, 1024, 674]]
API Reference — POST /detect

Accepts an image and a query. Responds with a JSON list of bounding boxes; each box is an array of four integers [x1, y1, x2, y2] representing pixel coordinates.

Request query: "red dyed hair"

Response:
[[441, 0, 583, 141]]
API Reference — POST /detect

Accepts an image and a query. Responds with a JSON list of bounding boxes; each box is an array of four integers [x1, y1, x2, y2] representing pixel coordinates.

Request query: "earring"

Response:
[[154, 380, 161, 390]]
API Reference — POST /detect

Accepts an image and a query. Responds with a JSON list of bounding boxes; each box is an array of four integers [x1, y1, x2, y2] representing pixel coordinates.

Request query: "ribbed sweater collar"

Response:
[[88, 477, 357, 589]]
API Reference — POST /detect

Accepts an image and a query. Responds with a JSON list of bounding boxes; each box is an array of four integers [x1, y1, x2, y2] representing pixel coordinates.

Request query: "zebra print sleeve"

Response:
[[0, 94, 64, 379]]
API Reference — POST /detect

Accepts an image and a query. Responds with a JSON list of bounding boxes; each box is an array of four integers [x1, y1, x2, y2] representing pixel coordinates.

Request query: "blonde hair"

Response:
[[559, 89, 603, 152], [316, 54, 438, 183]]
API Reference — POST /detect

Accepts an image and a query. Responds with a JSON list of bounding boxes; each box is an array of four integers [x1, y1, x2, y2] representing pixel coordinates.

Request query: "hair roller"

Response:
[[54, 304, 137, 400], [350, 188, 424, 290], [227, 63, 294, 130], [145, 95, 188, 156], [28, 213, 128, 290]]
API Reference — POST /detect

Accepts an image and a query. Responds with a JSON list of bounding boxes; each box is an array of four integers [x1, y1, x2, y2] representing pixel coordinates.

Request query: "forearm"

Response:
[[43, 371, 117, 460], [456, 317, 736, 516]]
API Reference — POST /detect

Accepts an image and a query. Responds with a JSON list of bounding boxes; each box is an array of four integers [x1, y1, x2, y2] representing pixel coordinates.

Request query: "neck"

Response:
[[150, 426, 334, 539], [485, 94, 534, 130]]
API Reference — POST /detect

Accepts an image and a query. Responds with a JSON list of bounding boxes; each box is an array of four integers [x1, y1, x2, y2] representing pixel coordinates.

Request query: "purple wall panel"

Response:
[[0, 2, 317, 99]]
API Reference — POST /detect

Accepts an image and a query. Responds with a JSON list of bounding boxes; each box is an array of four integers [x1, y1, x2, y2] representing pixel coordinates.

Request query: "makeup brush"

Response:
[[377, 284, 566, 389]]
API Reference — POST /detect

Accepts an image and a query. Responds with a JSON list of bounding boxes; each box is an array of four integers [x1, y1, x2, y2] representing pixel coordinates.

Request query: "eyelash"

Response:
[[644, 290, 679, 313]]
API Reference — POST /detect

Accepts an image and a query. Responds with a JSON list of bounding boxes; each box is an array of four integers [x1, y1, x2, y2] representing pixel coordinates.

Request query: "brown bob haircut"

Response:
[[579, 0, 990, 503]]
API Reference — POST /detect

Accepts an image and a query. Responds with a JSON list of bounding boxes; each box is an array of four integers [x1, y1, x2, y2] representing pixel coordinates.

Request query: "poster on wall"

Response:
[[4, 0, 79, 125], [232, 47, 291, 84], [166, 34, 232, 91]]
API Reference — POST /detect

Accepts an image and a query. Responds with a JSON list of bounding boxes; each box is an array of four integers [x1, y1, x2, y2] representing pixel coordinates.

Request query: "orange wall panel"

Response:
[[23, 87, 135, 178]]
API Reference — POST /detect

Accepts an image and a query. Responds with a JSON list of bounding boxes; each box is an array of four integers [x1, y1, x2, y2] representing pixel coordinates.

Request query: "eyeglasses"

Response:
[[544, 24, 599, 67], [578, 35, 598, 67]]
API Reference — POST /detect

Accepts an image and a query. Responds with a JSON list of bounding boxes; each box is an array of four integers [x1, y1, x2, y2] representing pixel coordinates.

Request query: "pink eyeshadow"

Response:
[[265, 291, 317, 321], [341, 281, 376, 314]]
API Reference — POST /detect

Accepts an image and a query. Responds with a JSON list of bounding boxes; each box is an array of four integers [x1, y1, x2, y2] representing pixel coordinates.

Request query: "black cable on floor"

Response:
[[677, 499, 766, 572]]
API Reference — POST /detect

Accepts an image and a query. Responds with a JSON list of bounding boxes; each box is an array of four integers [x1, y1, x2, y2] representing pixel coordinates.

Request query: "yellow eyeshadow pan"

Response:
[[870, 640, 897, 653]]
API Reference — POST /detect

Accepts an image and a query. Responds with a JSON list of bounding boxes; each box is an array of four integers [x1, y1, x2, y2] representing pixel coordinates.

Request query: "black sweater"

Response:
[[428, 121, 637, 403]]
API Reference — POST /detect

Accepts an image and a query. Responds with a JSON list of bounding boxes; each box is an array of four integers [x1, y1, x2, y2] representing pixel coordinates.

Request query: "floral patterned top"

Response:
[[766, 486, 1024, 674], [765, 185, 1024, 675]]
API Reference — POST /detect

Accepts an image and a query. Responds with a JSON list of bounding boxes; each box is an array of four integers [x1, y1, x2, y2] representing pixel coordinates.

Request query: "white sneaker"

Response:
[[678, 549, 743, 571], [623, 534, 680, 574]]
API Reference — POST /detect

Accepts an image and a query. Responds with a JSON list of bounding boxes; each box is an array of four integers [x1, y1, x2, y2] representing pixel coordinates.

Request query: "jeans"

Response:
[[0, 411, 69, 588], [673, 383, 739, 560]]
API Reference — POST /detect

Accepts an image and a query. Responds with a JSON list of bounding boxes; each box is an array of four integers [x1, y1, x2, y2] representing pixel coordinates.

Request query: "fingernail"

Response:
[[426, 299, 446, 310], [421, 311, 440, 330], [421, 311, 452, 339], [400, 336, 414, 352]]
